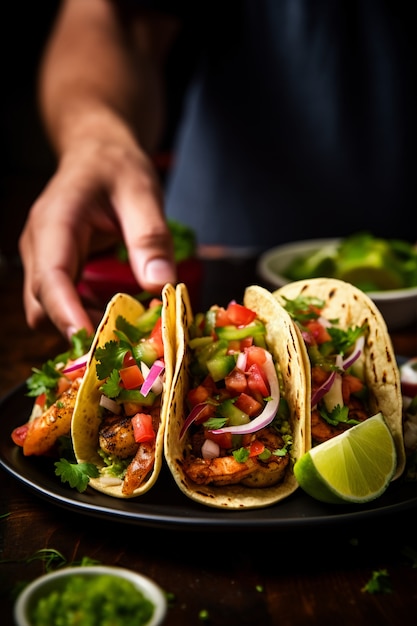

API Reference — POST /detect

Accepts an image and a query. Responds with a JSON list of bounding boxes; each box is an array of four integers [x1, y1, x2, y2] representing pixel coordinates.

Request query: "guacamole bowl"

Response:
[[257, 237, 417, 330], [14, 565, 167, 626]]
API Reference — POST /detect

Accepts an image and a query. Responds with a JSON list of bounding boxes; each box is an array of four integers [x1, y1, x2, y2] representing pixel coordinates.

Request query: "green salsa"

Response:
[[30, 573, 155, 626]]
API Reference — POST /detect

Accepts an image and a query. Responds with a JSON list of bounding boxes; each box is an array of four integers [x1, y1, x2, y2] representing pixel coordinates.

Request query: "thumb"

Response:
[[113, 173, 177, 293]]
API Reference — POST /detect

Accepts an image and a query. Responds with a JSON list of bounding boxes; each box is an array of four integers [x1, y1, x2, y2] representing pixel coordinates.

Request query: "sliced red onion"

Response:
[[209, 351, 280, 435], [202, 438, 220, 459], [180, 402, 211, 440], [322, 355, 343, 411], [301, 330, 313, 345], [311, 370, 337, 407], [342, 335, 365, 370], [141, 359, 165, 397], [62, 353, 89, 374], [99, 394, 121, 415]]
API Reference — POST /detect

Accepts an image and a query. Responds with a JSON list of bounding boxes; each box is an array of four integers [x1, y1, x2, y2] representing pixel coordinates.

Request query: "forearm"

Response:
[[39, 0, 179, 156]]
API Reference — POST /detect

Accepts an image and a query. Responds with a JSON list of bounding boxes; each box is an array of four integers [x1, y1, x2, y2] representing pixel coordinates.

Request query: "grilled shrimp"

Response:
[[183, 428, 289, 487], [98, 403, 161, 494], [122, 442, 156, 495], [21, 378, 81, 456], [99, 415, 138, 458]]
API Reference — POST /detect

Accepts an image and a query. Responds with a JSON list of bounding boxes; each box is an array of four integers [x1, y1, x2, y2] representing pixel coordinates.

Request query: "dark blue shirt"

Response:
[[124, 1, 416, 251]]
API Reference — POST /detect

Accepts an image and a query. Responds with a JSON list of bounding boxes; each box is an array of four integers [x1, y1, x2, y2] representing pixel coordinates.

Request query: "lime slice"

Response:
[[294, 413, 397, 504]]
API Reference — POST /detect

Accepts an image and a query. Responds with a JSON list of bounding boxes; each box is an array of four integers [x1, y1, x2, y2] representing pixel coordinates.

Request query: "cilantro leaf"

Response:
[[319, 404, 360, 427], [233, 447, 250, 463], [362, 569, 392, 594], [327, 324, 367, 355], [26, 328, 93, 406], [26, 361, 62, 404], [100, 368, 122, 399], [54, 459, 99, 493], [95, 340, 129, 380], [70, 328, 93, 359]]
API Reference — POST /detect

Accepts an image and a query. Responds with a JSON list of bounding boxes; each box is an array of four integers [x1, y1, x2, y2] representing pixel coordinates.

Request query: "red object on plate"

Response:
[[77, 253, 204, 310]]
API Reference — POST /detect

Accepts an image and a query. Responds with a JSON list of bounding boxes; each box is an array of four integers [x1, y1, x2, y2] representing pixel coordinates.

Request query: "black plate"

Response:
[[1, 383, 416, 531]]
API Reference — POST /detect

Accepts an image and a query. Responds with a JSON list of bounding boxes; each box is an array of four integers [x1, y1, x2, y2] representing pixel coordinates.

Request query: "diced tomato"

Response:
[[123, 351, 136, 368], [234, 392, 263, 417], [215, 307, 232, 327], [11, 424, 29, 447], [195, 403, 217, 424], [205, 430, 233, 450], [304, 320, 332, 344], [34, 392, 47, 408], [226, 302, 257, 326], [148, 317, 164, 358], [245, 345, 267, 368], [149, 298, 163, 308], [56, 377, 72, 396], [131, 412, 155, 443], [187, 384, 211, 408], [342, 374, 365, 403], [64, 365, 86, 381], [225, 368, 248, 395], [119, 364, 144, 390], [247, 363, 270, 397], [249, 439, 265, 457], [240, 336, 253, 350], [227, 340, 241, 354]]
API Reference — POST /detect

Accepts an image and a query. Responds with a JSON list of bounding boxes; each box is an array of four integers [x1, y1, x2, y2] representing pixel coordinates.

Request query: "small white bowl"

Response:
[[14, 565, 167, 626], [257, 238, 417, 331]]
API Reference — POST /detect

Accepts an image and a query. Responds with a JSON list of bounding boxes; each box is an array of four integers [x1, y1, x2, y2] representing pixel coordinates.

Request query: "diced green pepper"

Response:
[[218, 398, 250, 426], [117, 389, 157, 405], [135, 304, 162, 334], [215, 319, 266, 341], [206, 354, 236, 382], [132, 341, 159, 367]]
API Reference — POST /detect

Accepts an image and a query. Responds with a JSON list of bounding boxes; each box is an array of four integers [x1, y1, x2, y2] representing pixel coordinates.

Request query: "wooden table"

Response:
[[1, 257, 417, 626]]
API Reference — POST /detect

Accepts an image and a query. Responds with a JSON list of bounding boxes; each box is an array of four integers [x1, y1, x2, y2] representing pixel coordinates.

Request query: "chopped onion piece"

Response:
[[141, 359, 165, 397], [99, 394, 121, 415], [202, 438, 220, 459], [236, 351, 247, 371], [342, 335, 365, 370], [62, 353, 89, 374], [401, 358, 417, 385], [210, 351, 280, 435]]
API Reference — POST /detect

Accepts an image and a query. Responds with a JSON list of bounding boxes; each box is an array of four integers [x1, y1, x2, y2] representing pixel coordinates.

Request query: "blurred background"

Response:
[[1, 4, 58, 262]]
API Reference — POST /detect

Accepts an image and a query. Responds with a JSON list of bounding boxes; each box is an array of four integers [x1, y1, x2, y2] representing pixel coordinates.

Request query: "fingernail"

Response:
[[144, 258, 176, 285], [66, 325, 79, 342]]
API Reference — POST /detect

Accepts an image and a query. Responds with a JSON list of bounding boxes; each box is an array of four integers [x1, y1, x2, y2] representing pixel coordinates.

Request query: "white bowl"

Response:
[[14, 565, 167, 626], [257, 238, 417, 331]]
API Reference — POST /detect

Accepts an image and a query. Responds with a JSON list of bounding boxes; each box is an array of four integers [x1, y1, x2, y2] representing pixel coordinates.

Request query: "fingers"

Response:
[[111, 156, 177, 293], [19, 180, 97, 339], [19, 142, 178, 340]]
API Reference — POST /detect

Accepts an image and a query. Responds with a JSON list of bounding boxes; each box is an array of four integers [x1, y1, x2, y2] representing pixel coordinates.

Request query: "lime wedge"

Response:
[[294, 413, 397, 504]]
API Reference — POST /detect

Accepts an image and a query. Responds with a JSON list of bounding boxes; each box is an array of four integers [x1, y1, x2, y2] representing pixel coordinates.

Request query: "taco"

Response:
[[273, 277, 406, 479], [11, 329, 93, 457], [71, 285, 176, 498], [164, 283, 310, 510]]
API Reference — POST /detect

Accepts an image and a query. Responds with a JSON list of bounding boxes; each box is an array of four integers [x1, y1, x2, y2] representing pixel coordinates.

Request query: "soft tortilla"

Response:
[[164, 283, 310, 510], [71, 285, 176, 498], [273, 277, 405, 479]]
